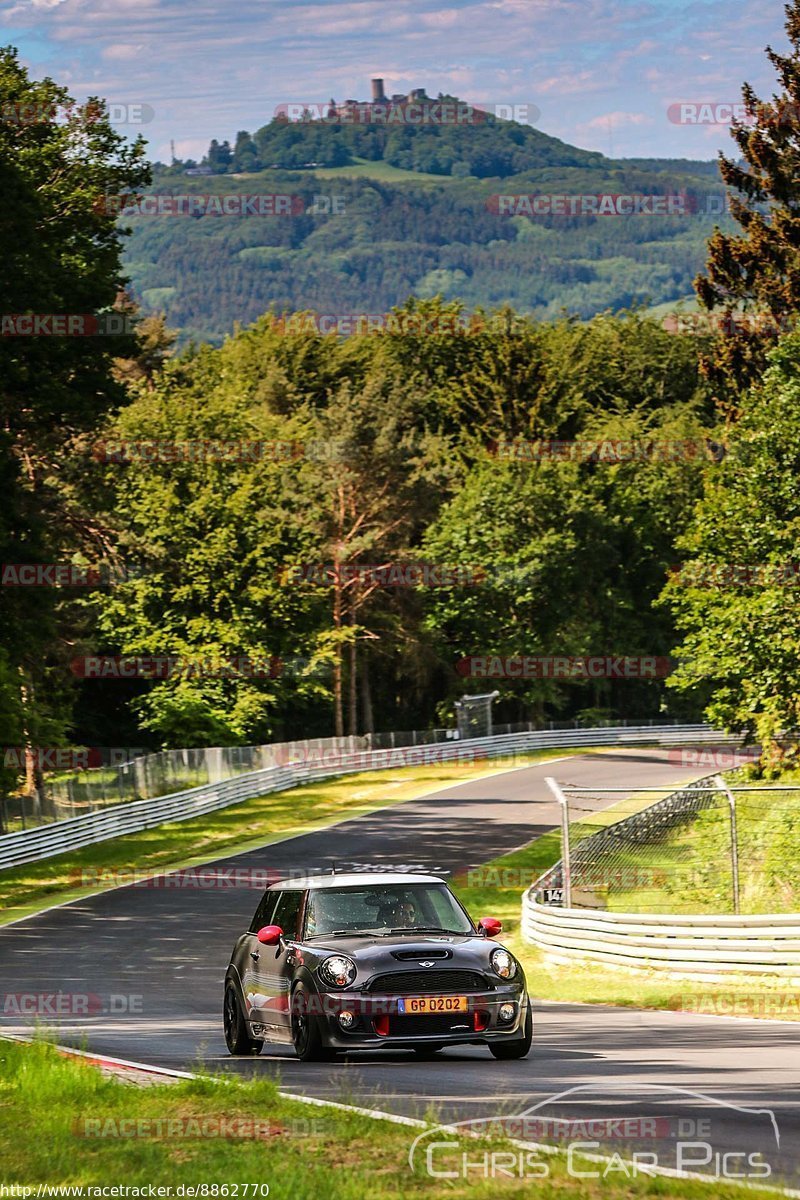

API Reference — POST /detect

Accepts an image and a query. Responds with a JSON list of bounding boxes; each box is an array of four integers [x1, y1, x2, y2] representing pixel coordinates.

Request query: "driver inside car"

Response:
[[389, 899, 419, 928]]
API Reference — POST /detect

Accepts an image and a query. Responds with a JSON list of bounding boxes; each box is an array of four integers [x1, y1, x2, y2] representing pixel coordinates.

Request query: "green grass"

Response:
[[0, 750, 593, 927], [309, 156, 467, 184], [0, 1038, 762, 1197]]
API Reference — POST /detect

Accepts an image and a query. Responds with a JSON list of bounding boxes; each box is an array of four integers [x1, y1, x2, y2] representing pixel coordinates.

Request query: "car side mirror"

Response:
[[478, 917, 502, 937], [257, 925, 283, 946]]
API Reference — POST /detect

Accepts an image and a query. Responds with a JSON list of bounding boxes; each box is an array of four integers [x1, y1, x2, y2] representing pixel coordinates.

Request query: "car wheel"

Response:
[[413, 1045, 444, 1057], [291, 984, 334, 1062], [489, 1001, 532, 1060], [223, 984, 264, 1056]]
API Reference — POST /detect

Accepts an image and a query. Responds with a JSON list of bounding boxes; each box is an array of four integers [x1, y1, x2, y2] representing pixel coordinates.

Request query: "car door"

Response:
[[256, 888, 305, 1038], [238, 889, 280, 1031]]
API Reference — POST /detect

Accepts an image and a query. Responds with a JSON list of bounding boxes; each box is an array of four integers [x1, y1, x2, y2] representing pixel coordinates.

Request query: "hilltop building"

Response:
[[328, 79, 432, 122]]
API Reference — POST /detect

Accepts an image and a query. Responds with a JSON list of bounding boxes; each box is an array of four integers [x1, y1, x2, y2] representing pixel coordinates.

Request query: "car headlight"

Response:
[[490, 948, 517, 980], [319, 955, 357, 988]]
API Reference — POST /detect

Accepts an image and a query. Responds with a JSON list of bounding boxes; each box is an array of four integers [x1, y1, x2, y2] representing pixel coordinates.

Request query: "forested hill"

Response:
[[125, 104, 731, 344], [182, 94, 608, 178]]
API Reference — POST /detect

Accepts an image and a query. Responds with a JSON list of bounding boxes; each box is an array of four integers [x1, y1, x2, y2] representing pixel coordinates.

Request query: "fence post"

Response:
[[545, 776, 571, 907], [713, 774, 740, 915]]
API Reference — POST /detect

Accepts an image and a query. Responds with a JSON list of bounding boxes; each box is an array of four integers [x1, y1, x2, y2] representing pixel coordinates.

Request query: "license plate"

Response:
[[397, 995, 468, 1015]]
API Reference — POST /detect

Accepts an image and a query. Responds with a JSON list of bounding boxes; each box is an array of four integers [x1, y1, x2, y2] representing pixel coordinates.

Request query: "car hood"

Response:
[[308, 932, 477, 955], [301, 932, 511, 980]]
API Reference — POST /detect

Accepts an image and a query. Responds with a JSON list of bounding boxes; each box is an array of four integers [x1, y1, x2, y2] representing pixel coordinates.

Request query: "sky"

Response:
[[0, 0, 791, 163]]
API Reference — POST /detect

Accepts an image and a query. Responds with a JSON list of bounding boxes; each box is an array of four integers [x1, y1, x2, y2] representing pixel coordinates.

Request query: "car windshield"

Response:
[[303, 883, 473, 938]]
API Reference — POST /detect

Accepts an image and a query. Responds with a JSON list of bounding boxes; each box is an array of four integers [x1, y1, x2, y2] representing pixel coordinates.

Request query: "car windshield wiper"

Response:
[[387, 926, 465, 935], [312, 929, 376, 937]]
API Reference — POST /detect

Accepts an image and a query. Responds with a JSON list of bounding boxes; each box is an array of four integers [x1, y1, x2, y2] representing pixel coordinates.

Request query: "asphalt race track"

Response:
[[2, 748, 799, 1191]]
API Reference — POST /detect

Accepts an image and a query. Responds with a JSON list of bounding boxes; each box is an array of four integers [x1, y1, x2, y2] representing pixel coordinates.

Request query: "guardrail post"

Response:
[[545, 776, 572, 908], [713, 773, 740, 915]]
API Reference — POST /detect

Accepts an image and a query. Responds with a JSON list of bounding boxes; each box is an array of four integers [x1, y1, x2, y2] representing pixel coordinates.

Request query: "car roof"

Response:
[[267, 872, 447, 891]]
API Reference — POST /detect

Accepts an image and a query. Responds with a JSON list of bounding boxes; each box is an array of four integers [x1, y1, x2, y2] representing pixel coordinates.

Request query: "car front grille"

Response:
[[368, 969, 488, 994], [388, 1013, 477, 1037]]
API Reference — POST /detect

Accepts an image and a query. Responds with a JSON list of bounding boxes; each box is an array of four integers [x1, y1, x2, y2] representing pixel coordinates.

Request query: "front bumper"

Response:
[[308, 987, 528, 1049]]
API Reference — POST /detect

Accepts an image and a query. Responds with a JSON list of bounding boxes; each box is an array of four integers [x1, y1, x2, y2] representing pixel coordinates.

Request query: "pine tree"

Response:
[[695, 1, 800, 406]]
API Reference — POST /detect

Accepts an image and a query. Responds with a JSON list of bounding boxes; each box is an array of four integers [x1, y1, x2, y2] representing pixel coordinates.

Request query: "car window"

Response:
[[303, 884, 473, 936], [304, 889, 374, 936], [249, 890, 279, 934], [270, 889, 304, 939], [427, 885, 471, 929]]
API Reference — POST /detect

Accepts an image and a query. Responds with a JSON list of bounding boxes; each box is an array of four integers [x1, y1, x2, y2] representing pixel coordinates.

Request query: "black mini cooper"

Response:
[[224, 872, 531, 1061]]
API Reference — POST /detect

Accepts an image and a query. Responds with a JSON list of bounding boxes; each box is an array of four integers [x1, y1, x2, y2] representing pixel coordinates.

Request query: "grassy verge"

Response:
[[0, 1038, 762, 1198], [0, 749, 592, 927]]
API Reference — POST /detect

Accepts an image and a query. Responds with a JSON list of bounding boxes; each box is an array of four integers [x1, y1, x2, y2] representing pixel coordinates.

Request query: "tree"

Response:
[[0, 47, 149, 797], [113, 308, 178, 391], [206, 138, 232, 172], [93, 340, 331, 746], [695, 1, 800, 404], [664, 331, 800, 765], [298, 375, 448, 736]]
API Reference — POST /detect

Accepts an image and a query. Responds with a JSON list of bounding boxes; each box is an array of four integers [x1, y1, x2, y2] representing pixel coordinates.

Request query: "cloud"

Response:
[[102, 44, 147, 61], [580, 109, 652, 131], [0, 0, 788, 160]]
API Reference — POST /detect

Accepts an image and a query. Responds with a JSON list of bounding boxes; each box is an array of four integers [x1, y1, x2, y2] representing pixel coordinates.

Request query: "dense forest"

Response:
[[126, 164, 735, 345], [5, 0, 800, 805]]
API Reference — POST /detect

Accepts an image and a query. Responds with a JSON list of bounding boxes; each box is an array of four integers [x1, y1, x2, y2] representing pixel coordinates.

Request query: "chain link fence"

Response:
[[2, 717, 692, 834], [0, 740, 361, 833], [534, 775, 800, 915]]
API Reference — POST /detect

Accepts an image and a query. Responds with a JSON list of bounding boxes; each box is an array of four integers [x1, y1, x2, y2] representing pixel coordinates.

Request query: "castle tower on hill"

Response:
[[334, 80, 431, 120]]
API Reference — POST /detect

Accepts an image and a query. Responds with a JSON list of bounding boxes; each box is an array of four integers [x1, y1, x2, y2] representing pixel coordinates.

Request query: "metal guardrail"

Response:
[[0, 722, 737, 872], [521, 900, 800, 979], [14, 718, 708, 831]]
